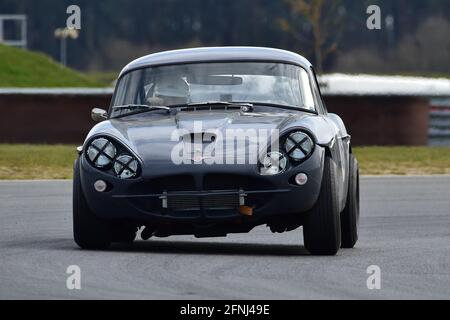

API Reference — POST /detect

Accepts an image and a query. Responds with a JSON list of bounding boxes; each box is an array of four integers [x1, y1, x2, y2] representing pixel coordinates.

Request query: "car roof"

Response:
[[119, 46, 313, 77]]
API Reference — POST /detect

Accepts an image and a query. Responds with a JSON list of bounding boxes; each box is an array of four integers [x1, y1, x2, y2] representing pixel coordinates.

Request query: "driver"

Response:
[[147, 76, 189, 106]]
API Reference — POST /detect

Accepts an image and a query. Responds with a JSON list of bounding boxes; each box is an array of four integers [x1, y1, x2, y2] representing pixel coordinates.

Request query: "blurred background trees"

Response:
[[280, 0, 344, 72], [0, 0, 449, 75]]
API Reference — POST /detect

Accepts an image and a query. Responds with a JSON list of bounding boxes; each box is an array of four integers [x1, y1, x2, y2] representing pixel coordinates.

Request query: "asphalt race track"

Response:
[[0, 176, 449, 299]]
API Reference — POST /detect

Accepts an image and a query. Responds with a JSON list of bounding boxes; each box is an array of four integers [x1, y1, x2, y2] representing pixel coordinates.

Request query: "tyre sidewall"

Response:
[[303, 156, 342, 255], [73, 158, 111, 249], [340, 154, 359, 248]]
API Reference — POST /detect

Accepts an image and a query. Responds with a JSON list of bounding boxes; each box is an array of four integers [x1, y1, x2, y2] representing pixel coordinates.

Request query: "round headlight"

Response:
[[260, 152, 287, 176], [87, 138, 116, 168], [114, 155, 138, 179], [284, 132, 314, 161]]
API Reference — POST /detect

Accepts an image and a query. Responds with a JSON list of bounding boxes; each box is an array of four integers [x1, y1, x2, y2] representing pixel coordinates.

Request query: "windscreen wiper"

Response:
[[112, 104, 170, 112], [244, 102, 317, 114]]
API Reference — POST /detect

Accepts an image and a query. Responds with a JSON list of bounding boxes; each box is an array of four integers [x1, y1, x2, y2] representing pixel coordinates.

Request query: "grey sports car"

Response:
[[73, 47, 359, 255]]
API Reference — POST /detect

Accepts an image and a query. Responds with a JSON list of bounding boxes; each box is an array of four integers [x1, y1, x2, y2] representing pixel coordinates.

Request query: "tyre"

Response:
[[340, 154, 360, 248], [73, 158, 112, 249], [303, 156, 341, 256], [112, 225, 137, 243]]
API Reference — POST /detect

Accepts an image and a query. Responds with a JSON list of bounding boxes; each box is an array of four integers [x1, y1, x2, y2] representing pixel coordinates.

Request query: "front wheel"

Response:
[[303, 156, 341, 256], [73, 158, 112, 249]]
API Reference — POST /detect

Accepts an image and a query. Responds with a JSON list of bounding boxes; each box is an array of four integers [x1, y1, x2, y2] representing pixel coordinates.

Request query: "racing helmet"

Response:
[[152, 76, 189, 105]]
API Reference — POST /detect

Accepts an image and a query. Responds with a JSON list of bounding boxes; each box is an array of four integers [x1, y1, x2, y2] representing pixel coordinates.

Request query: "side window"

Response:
[[299, 69, 315, 111], [310, 67, 327, 114]]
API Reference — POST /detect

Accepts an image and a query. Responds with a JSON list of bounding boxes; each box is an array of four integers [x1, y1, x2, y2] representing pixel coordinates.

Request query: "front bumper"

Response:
[[80, 146, 325, 225]]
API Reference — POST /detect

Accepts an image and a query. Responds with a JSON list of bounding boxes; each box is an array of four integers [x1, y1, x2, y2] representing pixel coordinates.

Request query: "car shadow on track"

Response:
[[4, 238, 310, 256], [109, 240, 310, 256]]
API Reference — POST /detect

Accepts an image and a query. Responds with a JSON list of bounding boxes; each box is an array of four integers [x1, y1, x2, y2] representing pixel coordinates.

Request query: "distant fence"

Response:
[[429, 98, 450, 146], [0, 88, 431, 146], [0, 88, 112, 144], [325, 95, 430, 146]]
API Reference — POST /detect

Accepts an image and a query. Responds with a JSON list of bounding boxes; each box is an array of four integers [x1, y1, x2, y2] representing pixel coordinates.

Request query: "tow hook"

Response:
[[238, 189, 253, 216]]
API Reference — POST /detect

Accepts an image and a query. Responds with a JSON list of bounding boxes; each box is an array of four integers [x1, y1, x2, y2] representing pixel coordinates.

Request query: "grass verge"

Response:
[[0, 145, 449, 180], [0, 145, 76, 180], [353, 147, 450, 175], [0, 44, 103, 87]]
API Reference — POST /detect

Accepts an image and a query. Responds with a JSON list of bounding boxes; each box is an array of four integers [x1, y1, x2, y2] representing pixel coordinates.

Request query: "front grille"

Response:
[[203, 194, 239, 209], [168, 196, 200, 211], [168, 194, 239, 211], [129, 173, 274, 215], [203, 173, 274, 209]]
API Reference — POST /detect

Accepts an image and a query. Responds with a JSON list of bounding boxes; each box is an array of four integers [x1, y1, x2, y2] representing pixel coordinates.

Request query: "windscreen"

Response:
[[111, 62, 315, 117]]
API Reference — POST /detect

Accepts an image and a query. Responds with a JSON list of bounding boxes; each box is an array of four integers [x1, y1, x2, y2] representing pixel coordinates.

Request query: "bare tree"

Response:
[[280, 0, 344, 72]]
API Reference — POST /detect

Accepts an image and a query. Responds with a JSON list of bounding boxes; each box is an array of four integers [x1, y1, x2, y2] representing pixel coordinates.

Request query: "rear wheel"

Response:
[[73, 159, 112, 249], [340, 154, 360, 248], [303, 157, 341, 256]]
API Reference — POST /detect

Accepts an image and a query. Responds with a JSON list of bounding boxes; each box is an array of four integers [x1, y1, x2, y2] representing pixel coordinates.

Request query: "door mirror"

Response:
[[91, 108, 107, 122]]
